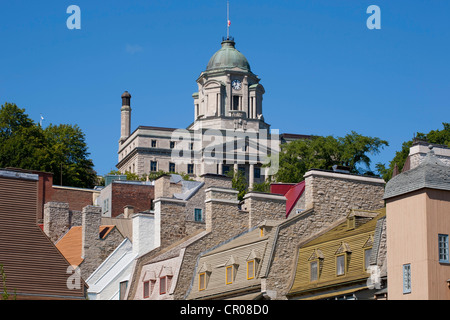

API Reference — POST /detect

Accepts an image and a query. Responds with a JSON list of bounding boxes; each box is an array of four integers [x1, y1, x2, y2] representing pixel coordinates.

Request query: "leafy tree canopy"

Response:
[[0, 102, 97, 188], [274, 131, 388, 183], [376, 122, 450, 182]]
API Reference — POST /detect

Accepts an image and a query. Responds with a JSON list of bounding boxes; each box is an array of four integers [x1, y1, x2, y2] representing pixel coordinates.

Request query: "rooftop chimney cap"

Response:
[[121, 91, 131, 98]]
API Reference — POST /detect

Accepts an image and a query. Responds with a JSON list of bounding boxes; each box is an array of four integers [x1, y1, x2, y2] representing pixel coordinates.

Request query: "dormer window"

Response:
[[308, 249, 324, 282], [225, 255, 239, 285], [197, 262, 211, 291], [246, 249, 261, 280], [142, 271, 156, 299], [159, 266, 173, 295], [335, 242, 351, 276]]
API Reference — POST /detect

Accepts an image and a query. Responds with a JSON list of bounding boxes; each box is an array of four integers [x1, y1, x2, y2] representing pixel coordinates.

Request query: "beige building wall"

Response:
[[386, 188, 450, 300]]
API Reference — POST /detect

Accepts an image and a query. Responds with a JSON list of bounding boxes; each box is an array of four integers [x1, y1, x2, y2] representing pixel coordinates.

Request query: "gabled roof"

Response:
[[0, 170, 87, 299]]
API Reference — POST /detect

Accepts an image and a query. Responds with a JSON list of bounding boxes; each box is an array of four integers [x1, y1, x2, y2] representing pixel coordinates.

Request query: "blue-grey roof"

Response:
[[172, 174, 204, 201], [384, 147, 450, 199]]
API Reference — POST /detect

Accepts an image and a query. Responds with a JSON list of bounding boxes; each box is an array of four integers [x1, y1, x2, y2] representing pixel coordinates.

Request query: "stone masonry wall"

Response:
[[80, 205, 102, 279], [155, 199, 188, 249], [243, 192, 286, 229], [174, 188, 248, 300], [304, 170, 385, 220], [44, 202, 70, 243]]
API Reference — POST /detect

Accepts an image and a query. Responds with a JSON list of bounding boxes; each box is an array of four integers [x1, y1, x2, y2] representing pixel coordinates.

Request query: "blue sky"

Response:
[[1, 0, 449, 176]]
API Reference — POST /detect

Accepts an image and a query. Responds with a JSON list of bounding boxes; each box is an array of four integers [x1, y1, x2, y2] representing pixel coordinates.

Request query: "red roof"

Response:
[[270, 183, 296, 196], [270, 181, 305, 218], [285, 181, 305, 218]]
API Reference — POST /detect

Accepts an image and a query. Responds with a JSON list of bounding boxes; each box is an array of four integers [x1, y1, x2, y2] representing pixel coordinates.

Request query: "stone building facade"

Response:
[[116, 38, 309, 188]]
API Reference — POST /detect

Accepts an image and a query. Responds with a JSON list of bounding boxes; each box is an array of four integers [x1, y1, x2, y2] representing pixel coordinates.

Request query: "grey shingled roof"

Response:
[[384, 147, 450, 200]]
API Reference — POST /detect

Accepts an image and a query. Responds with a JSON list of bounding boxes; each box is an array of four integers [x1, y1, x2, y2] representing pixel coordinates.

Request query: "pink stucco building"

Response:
[[384, 144, 450, 300]]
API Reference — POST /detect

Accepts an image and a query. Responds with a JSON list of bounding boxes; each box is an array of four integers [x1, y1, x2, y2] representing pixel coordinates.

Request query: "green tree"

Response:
[[376, 122, 450, 182], [0, 103, 97, 188], [275, 132, 388, 183], [0, 103, 47, 170], [42, 124, 97, 188], [226, 169, 248, 201]]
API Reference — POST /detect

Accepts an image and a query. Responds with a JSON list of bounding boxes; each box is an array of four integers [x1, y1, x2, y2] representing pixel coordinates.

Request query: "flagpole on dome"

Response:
[[227, 0, 231, 40]]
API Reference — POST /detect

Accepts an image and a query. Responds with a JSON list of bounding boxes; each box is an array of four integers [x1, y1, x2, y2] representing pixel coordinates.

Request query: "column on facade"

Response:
[[243, 76, 248, 117], [249, 164, 255, 190], [226, 74, 231, 116]]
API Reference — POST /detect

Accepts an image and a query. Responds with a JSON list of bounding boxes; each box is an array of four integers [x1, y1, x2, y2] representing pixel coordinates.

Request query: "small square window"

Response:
[[170, 141, 175, 149], [151, 140, 157, 148], [169, 162, 176, 173], [187, 164, 194, 174], [194, 208, 203, 222]]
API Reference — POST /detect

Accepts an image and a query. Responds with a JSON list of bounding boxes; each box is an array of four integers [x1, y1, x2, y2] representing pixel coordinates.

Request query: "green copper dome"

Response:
[[206, 39, 251, 72]]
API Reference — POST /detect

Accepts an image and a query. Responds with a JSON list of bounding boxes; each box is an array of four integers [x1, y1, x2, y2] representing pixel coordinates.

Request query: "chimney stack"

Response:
[[120, 91, 132, 144], [243, 192, 286, 229], [123, 205, 134, 219], [81, 205, 102, 279], [204, 187, 246, 234], [132, 212, 155, 256]]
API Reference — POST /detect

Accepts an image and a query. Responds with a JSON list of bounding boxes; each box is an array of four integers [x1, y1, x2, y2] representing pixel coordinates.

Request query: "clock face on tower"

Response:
[[232, 79, 242, 90]]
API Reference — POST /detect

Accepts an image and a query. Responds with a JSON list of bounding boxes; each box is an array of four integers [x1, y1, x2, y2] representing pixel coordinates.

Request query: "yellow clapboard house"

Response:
[[288, 208, 386, 300]]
